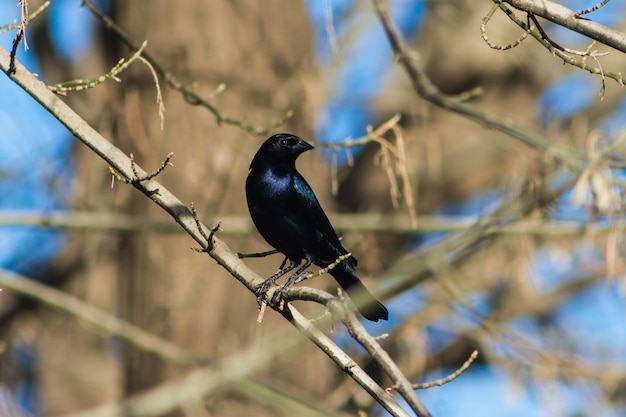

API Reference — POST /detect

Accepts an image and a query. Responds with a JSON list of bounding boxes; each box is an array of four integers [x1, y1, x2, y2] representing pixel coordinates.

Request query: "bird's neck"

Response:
[[253, 160, 296, 175]]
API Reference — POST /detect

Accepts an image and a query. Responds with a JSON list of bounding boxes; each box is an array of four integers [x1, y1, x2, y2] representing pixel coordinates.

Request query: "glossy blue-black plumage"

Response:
[[246, 134, 388, 321]]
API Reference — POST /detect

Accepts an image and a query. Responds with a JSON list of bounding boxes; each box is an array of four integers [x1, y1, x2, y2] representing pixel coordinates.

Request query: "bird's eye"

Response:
[[279, 139, 289, 147]]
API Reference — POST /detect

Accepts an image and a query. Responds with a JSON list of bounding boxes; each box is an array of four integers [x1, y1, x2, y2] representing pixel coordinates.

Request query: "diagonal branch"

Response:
[[282, 298, 413, 417], [340, 308, 432, 417], [0, 45, 412, 417]]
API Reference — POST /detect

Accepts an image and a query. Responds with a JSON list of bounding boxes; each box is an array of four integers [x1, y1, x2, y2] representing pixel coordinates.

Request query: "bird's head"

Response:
[[250, 133, 314, 169]]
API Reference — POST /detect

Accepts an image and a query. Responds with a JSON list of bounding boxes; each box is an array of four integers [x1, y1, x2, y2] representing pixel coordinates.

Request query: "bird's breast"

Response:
[[255, 169, 292, 197]]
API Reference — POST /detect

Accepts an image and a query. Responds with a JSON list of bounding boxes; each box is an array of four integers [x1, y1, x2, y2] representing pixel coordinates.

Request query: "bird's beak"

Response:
[[295, 139, 314, 154]]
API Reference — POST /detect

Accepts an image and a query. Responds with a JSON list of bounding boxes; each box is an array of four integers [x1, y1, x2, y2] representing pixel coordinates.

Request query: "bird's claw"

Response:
[[254, 279, 287, 307], [269, 287, 287, 309], [254, 279, 290, 311], [253, 280, 274, 306]]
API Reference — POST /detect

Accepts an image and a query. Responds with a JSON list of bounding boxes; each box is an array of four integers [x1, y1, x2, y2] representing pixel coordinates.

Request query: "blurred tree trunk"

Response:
[[110, 0, 319, 406]]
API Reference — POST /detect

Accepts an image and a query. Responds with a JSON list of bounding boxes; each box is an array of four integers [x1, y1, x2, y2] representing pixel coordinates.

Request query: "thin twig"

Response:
[[481, 3, 532, 50], [574, 0, 611, 18], [308, 253, 352, 280], [19, 0, 28, 50], [318, 113, 401, 148], [109, 151, 174, 184], [400, 350, 478, 391], [0, 0, 49, 35], [6, 0, 29, 76], [138, 55, 165, 129], [190, 202, 221, 253], [49, 40, 149, 93], [526, 12, 610, 96]]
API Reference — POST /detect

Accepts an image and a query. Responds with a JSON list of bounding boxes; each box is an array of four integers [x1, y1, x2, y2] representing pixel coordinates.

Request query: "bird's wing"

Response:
[[293, 173, 357, 266]]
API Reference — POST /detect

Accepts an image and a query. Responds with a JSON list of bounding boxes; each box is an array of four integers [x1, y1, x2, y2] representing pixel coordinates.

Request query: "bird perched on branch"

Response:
[[245, 133, 388, 322]]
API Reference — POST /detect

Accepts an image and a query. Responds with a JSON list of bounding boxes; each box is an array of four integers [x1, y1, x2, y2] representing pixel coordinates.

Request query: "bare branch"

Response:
[[494, 2, 623, 86], [481, 3, 532, 50], [190, 202, 221, 252], [412, 351, 478, 390], [0, 259, 351, 417], [339, 306, 432, 417], [49, 41, 149, 93], [308, 253, 353, 280], [502, 0, 626, 53], [574, 0, 612, 18], [109, 151, 174, 184], [6, 0, 30, 76], [284, 300, 413, 417]]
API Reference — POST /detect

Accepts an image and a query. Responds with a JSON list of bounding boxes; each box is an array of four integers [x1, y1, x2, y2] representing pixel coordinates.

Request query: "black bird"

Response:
[[245, 133, 388, 322]]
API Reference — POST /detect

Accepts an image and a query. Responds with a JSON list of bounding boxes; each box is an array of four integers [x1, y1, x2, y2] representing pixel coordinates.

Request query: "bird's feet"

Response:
[[253, 270, 313, 311], [253, 278, 277, 307], [254, 283, 289, 311]]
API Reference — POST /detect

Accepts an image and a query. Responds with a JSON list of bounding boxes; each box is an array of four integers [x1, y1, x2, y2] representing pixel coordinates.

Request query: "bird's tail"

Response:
[[329, 265, 388, 322]]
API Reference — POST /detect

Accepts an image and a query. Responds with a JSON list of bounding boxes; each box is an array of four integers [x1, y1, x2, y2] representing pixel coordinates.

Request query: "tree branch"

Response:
[[482, 3, 623, 86], [502, 0, 626, 54], [339, 306, 432, 417], [282, 299, 413, 417]]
